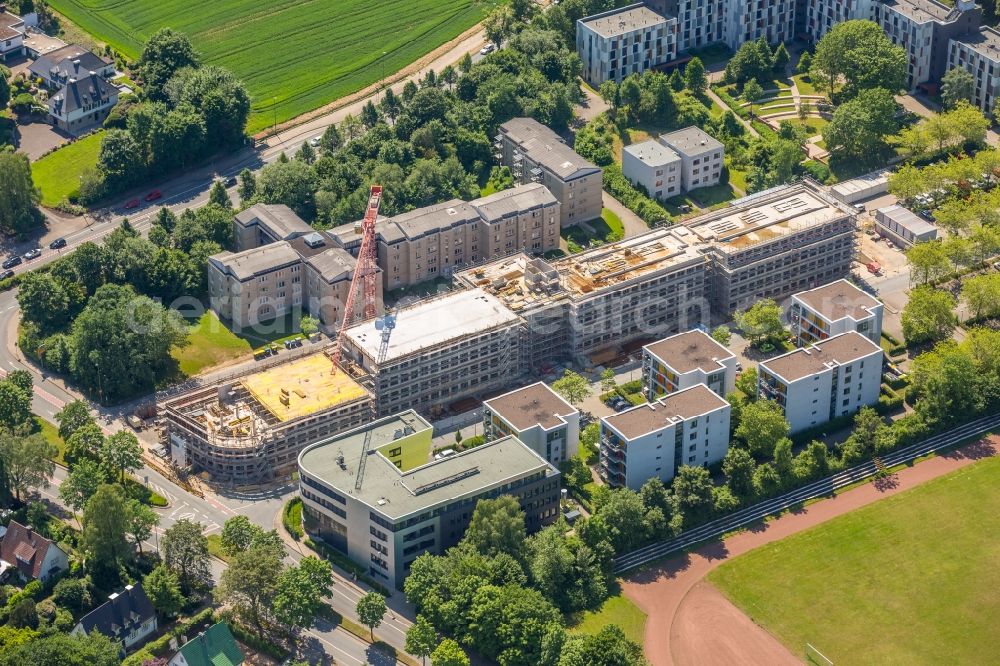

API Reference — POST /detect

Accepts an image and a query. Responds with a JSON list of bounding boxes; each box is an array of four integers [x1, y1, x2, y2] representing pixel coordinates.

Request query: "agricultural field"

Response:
[[709, 455, 1000, 665], [48, 0, 497, 133]]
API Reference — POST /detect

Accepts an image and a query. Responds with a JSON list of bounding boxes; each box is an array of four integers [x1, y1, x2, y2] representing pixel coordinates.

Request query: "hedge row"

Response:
[[603, 164, 670, 225], [122, 607, 215, 665]]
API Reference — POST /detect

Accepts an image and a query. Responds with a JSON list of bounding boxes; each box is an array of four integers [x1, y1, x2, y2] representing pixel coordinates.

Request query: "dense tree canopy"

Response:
[[811, 21, 906, 99], [0, 151, 42, 237]]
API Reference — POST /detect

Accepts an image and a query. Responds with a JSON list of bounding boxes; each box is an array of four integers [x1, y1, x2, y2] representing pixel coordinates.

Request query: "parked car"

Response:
[[49, 237, 66, 250], [309, 136, 322, 147], [224, 175, 237, 187], [124, 198, 140, 209], [144, 189, 162, 202], [2, 256, 22, 269], [480, 42, 496, 55], [0, 270, 14, 281], [23, 248, 42, 261]]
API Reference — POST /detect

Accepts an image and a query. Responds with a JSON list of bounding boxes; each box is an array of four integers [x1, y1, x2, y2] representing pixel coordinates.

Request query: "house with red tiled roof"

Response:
[[0, 520, 69, 582]]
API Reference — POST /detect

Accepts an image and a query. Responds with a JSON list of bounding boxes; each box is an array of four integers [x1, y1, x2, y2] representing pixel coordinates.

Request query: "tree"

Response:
[[216, 537, 283, 635], [431, 639, 470, 666], [100, 430, 143, 483], [822, 87, 898, 164], [219, 515, 265, 556], [162, 519, 210, 595], [59, 459, 105, 513], [711, 325, 731, 347], [81, 484, 131, 580], [0, 631, 121, 666], [0, 70, 9, 110], [462, 496, 526, 560], [126, 500, 158, 554], [483, 4, 514, 46], [380, 87, 402, 124], [138, 28, 199, 100], [752, 461, 782, 496], [684, 57, 707, 96], [145, 564, 184, 618], [0, 430, 55, 503], [300, 315, 319, 337], [811, 20, 906, 98], [459, 52, 473, 73], [65, 422, 105, 465], [0, 379, 30, 430], [734, 298, 783, 344], [356, 591, 387, 641], [906, 241, 951, 285], [255, 159, 316, 218], [274, 556, 334, 634], [237, 168, 256, 201], [552, 370, 591, 405], [772, 42, 790, 73], [55, 401, 94, 442], [594, 488, 646, 552], [0, 151, 41, 237], [901, 286, 956, 345], [722, 447, 756, 498], [735, 366, 758, 400], [940, 67, 975, 109], [668, 69, 684, 91], [841, 406, 885, 463], [671, 465, 714, 519], [734, 399, 790, 458], [53, 577, 91, 613], [725, 40, 772, 86], [208, 180, 232, 208], [796, 51, 812, 75], [406, 615, 438, 665], [17, 272, 77, 335], [599, 368, 617, 393], [962, 273, 1000, 320]]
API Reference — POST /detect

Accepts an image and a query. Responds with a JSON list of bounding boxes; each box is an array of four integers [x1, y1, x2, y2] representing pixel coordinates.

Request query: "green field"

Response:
[[567, 591, 647, 646], [30, 131, 103, 206], [709, 456, 1000, 665], [48, 0, 496, 134], [170, 310, 254, 376]]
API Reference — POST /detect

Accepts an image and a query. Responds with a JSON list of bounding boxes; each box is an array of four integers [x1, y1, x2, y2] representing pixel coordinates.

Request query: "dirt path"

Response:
[[621, 436, 999, 666]]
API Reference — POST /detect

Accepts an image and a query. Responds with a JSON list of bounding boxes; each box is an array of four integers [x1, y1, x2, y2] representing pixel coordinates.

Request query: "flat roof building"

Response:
[[790, 279, 883, 347], [622, 139, 683, 201], [497, 118, 603, 227], [483, 382, 580, 465], [874, 204, 938, 248], [643, 329, 737, 399], [299, 415, 560, 588], [658, 127, 725, 192], [949, 26, 1000, 116], [758, 331, 884, 433], [162, 352, 372, 483], [577, 3, 678, 85], [600, 384, 731, 489]]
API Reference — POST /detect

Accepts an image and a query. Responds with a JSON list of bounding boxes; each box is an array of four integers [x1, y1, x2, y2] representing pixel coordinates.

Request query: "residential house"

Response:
[[659, 127, 724, 192], [0, 11, 25, 61], [28, 44, 114, 89], [790, 279, 884, 347], [168, 622, 244, 666], [0, 520, 68, 582], [47, 73, 119, 132], [72, 583, 158, 654]]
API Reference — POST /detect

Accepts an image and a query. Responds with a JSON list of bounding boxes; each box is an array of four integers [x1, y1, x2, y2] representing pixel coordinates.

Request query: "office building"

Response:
[[643, 329, 737, 399], [599, 383, 731, 489], [483, 382, 581, 464], [577, 3, 678, 85], [790, 279, 883, 347], [874, 204, 937, 247], [298, 413, 560, 588], [162, 352, 372, 483], [758, 331, 883, 433], [496, 118, 603, 227]]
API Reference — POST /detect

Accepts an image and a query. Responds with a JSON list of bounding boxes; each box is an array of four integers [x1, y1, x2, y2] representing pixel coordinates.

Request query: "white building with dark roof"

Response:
[[28, 44, 114, 89], [643, 329, 737, 399], [0, 520, 68, 582], [0, 11, 26, 61], [483, 382, 580, 464], [72, 584, 157, 654], [599, 383, 731, 489], [758, 331, 883, 433], [47, 72, 118, 132], [790, 279, 883, 347]]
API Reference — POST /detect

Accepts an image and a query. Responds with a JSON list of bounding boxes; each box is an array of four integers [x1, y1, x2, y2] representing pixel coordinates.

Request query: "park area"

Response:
[[708, 455, 1000, 666], [47, 0, 495, 133]]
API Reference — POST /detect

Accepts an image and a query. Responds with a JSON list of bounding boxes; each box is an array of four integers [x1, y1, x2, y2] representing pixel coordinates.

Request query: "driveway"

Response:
[[604, 191, 650, 238], [14, 120, 72, 160]]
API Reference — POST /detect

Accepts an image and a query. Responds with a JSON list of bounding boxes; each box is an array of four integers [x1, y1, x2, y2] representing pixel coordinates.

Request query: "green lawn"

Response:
[[36, 416, 67, 465], [786, 117, 828, 138], [688, 183, 739, 208], [709, 455, 1000, 666], [792, 73, 824, 99], [206, 534, 231, 563], [568, 590, 647, 646], [170, 311, 253, 376], [48, 0, 497, 134], [564, 208, 625, 252], [31, 131, 103, 207], [600, 208, 624, 236]]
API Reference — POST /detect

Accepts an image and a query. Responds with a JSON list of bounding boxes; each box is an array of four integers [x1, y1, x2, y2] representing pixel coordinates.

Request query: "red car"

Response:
[[144, 189, 162, 202], [124, 198, 140, 209]]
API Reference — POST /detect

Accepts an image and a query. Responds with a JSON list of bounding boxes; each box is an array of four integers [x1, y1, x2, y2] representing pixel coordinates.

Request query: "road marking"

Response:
[[303, 627, 366, 666]]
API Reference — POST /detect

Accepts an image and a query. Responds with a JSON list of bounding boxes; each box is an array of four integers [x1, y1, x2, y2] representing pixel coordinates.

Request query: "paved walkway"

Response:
[[603, 191, 649, 238], [706, 86, 759, 138], [621, 435, 999, 666]]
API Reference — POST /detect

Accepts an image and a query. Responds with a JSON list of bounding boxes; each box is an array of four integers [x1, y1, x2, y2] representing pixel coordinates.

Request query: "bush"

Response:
[[305, 538, 391, 596], [624, 392, 646, 406], [619, 379, 643, 394], [282, 498, 304, 540], [53, 577, 90, 612], [10, 93, 36, 113], [224, 615, 290, 660], [800, 159, 831, 184], [603, 164, 670, 225]]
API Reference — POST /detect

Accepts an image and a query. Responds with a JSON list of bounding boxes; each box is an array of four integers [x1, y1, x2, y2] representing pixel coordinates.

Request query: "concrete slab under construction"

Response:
[[240, 353, 367, 422]]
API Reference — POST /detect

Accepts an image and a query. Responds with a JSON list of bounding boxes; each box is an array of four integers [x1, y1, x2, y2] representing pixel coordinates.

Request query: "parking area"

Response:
[[14, 120, 72, 160]]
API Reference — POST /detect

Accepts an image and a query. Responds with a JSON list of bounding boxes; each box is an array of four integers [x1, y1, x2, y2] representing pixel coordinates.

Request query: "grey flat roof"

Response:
[[876, 204, 936, 236], [794, 279, 880, 323], [761, 331, 882, 383], [957, 26, 1000, 59], [209, 241, 300, 281], [603, 384, 728, 440], [644, 330, 734, 374], [345, 288, 521, 363], [659, 127, 724, 157], [485, 382, 578, 430], [304, 247, 356, 283], [235, 204, 313, 240], [500, 118, 600, 180], [623, 139, 681, 167], [472, 183, 557, 222], [883, 0, 956, 23], [300, 424, 553, 520], [580, 3, 669, 38]]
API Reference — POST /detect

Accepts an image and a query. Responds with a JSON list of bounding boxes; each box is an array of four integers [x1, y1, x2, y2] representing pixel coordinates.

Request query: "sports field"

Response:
[[48, 0, 496, 133], [708, 455, 1000, 665]]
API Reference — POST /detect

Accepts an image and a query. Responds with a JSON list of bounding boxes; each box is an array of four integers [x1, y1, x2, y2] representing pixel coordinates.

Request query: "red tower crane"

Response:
[[331, 185, 383, 369]]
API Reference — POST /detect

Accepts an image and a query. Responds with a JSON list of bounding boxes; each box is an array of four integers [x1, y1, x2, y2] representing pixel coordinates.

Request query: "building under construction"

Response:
[[162, 353, 372, 483]]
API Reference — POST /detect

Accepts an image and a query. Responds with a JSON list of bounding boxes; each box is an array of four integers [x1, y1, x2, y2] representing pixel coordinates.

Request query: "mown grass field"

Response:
[[30, 130, 103, 206], [567, 590, 647, 646], [48, 0, 496, 133], [709, 455, 1000, 666]]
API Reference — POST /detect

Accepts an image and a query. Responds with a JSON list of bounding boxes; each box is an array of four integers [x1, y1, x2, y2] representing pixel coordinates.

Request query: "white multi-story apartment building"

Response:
[[599, 384, 731, 489], [947, 26, 1000, 116], [805, 0, 878, 41], [622, 139, 683, 200], [758, 331, 883, 433], [643, 329, 737, 399], [790, 279, 883, 347], [483, 382, 580, 465], [659, 127, 725, 191], [721, 0, 798, 50], [577, 3, 678, 85]]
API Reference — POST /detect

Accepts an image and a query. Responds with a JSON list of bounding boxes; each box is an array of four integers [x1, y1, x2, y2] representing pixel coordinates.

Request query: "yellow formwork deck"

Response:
[[240, 353, 368, 422]]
